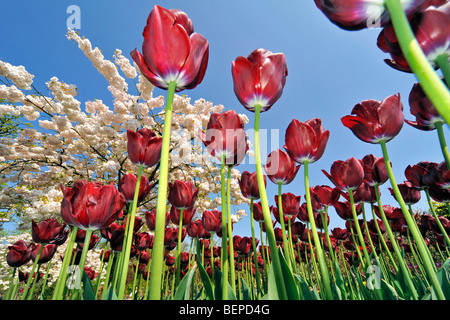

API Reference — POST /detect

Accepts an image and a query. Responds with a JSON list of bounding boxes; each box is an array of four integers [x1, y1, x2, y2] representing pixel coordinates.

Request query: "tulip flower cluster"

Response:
[[0, 1, 449, 302]]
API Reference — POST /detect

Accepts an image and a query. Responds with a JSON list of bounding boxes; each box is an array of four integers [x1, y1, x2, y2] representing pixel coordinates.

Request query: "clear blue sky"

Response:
[[1, 1, 448, 236]]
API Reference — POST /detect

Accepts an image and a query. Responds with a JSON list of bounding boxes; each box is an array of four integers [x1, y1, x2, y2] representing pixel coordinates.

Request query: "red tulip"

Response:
[[405, 161, 439, 189], [31, 219, 67, 244], [322, 157, 365, 191], [377, 2, 450, 72], [334, 200, 362, 221], [389, 181, 422, 204], [31, 243, 58, 264], [264, 149, 300, 185], [271, 205, 297, 225], [231, 48, 288, 112], [169, 206, 196, 226], [405, 81, 445, 130], [60, 180, 126, 231], [200, 110, 248, 166], [187, 219, 207, 238], [101, 222, 126, 252], [341, 94, 404, 144], [7, 240, 32, 267], [274, 192, 302, 216], [434, 161, 450, 189], [362, 154, 389, 186], [252, 202, 264, 223], [345, 182, 377, 203], [118, 173, 154, 203], [373, 205, 404, 221], [314, 0, 427, 31], [131, 5, 209, 91], [331, 227, 350, 241], [284, 118, 330, 164], [168, 180, 199, 209], [239, 171, 265, 200], [145, 208, 169, 231], [314, 185, 341, 207], [135, 232, 153, 251], [126, 128, 162, 167], [202, 209, 222, 234]]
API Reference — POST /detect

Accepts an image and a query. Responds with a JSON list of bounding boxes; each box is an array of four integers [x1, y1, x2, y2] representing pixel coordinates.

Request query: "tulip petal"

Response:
[[179, 33, 209, 90]]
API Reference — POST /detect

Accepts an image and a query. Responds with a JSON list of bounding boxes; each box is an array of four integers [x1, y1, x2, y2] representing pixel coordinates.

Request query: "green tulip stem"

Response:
[[149, 80, 177, 300], [52, 226, 78, 300], [303, 161, 333, 300], [384, 0, 450, 124], [175, 209, 184, 289], [253, 104, 287, 300], [5, 267, 16, 300], [72, 228, 93, 300], [277, 182, 293, 270], [379, 140, 444, 299], [226, 165, 236, 294], [117, 164, 144, 299], [250, 199, 262, 299], [424, 188, 450, 250], [21, 244, 43, 300], [435, 54, 450, 87], [220, 154, 229, 300], [435, 121, 450, 170]]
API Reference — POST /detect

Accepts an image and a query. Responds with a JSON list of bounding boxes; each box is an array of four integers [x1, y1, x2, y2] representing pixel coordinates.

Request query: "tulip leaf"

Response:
[[174, 266, 196, 300], [101, 286, 118, 300], [213, 267, 236, 300], [240, 277, 251, 300], [432, 258, 450, 299], [267, 262, 279, 300], [196, 238, 215, 300], [276, 247, 299, 300], [81, 271, 96, 300], [333, 259, 347, 300], [380, 279, 399, 300], [294, 275, 318, 300]]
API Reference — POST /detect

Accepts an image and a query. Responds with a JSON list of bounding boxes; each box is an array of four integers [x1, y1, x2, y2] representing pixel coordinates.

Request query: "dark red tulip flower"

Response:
[[297, 203, 309, 222], [314, 0, 427, 31], [322, 157, 365, 191], [252, 202, 265, 223], [264, 149, 300, 185], [389, 181, 422, 204], [7, 240, 32, 268], [101, 222, 126, 252], [78, 233, 100, 250], [274, 192, 302, 216], [135, 232, 153, 251], [291, 221, 306, 237], [377, 2, 450, 72], [31, 243, 58, 264], [405, 82, 445, 130], [315, 211, 330, 229], [126, 128, 162, 167], [428, 185, 450, 202], [31, 219, 67, 244], [341, 94, 404, 144], [314, 185, 341, 207], [284, 118, 330, 164], [362, 154, 389, 186], [118, 173, 153, 203], [168, 180, 199, 210], [435, 161, 450, 189], [200, 110, 249, 166], [202, 209, 222, 234], [232, 48, 288, 112], [239, 171, 266, 200], [343, 182, 377, 203], [271, 205, 297, 225], [334, 200, 362, 221], [61, 180, 126, 231], [145, 208, 170, 231], [234, 236, 253, 257], [405, 161, 440, 189], [187, 219, 205, 238], [331, 227, 350, 242], [170, 206, 196, 226], [373, 205, 404, 221], [131, 5, 209, 91]]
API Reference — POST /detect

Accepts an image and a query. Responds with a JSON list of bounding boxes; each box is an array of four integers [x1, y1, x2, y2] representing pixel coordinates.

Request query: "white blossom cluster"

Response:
[[0, 29, 249, 230]]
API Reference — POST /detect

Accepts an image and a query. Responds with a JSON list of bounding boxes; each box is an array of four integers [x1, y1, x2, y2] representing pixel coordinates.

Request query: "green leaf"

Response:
[[276, 247, 299, 300], [267, 262, 279, 300], [432, 258, 450, 299], [380, 279, 399, 300], [173, 267, 196, 300], [213, 267, 236, 300], [240, 277, 251, 300], [101, 286, 118, 300], [295, 275, 318, 300], [196, 238, 215, 300], [82, 271, 96, 300], [333, 259, 347, 300]]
